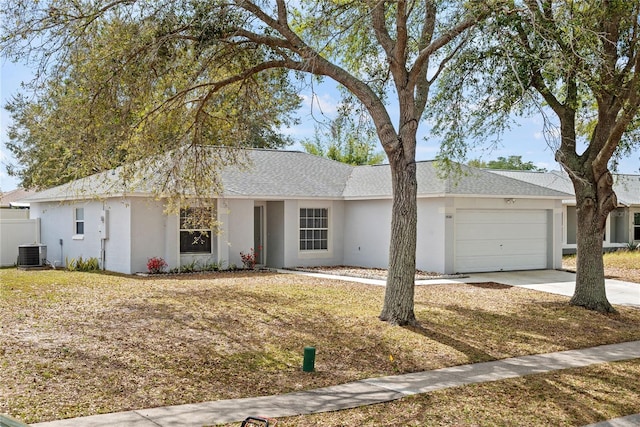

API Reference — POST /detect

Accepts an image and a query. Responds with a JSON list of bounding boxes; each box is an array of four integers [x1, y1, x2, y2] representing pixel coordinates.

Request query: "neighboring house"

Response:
[[0, 188, 33, 211], [490, 170, 640, 254], [22, 149, 572, 274]]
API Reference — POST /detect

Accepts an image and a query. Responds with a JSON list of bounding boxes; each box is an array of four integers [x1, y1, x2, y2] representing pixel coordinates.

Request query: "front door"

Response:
[[254, 205, 264, 265]]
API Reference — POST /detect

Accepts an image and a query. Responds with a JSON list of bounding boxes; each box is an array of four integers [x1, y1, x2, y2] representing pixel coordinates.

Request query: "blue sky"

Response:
[[1, 60, 639, 192]]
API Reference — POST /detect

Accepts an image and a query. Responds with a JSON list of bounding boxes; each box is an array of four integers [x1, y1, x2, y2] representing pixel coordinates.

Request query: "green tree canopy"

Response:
[[468, 156, 546, 171], [301, 111, 384, 166], [4, 7, 299, 193]]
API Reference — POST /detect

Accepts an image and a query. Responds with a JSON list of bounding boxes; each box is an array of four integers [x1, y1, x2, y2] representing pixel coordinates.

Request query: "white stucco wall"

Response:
[[31, 200, 105, 268], [343, 199, 392, 269], [100, 199, 132, 273], [281, 199, 345, 268], [29, 193, 566, 275], [164, 212, 179, 270], [129, 198, 167, 274], [343, 198, 449, 272], [416, 198, 448, 273], [218, 198, 254, 268]]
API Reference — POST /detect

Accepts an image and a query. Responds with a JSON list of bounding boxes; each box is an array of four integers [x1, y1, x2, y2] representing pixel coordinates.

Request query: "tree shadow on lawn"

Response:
[[409, 292, 640, 364], [403, 322, 496, 363], [535, 361, 640, 426]]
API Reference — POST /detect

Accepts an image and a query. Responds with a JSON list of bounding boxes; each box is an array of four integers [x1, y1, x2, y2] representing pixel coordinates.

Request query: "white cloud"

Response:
[[300, 92, 339, 117]]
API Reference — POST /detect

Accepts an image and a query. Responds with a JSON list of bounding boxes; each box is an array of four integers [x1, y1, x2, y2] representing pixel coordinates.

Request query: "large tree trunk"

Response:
[[379, 146, 418, 326], [569, 172, 616, 313]]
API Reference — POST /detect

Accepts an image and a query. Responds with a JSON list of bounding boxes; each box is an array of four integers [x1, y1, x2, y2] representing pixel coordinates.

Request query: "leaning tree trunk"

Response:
[[569, 171, 616, 313], [379, 147, 418, 326]]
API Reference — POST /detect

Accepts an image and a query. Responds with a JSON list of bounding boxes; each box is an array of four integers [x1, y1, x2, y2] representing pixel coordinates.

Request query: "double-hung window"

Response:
[[634, 212, 640, 241], [299, 208, 328, 251], [180, 208, 212, 253], [74, 208, 85, 235]]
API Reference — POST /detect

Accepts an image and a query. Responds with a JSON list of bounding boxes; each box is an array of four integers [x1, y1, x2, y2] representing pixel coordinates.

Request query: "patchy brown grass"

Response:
[[1, 269, 640, 424], [563, 250, 640, 283]]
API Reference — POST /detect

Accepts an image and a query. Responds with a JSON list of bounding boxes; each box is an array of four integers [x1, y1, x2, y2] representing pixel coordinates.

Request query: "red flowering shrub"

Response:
[[147, 257, 168, 274], [240, 246, 261, 269]]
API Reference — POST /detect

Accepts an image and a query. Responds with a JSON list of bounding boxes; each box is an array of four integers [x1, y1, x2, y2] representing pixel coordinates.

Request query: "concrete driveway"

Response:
[[418, 270, 640, 308]]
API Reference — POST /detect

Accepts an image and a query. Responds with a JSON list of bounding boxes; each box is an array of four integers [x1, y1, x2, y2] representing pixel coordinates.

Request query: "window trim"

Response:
[[74, 207, 85, 237], [299, 206, 329, 253], [634, 212, 640, 242], [179, 207, 213, 254]]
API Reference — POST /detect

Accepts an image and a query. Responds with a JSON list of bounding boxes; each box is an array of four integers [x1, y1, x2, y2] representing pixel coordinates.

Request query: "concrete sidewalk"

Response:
[[31, 341, 640, 427]]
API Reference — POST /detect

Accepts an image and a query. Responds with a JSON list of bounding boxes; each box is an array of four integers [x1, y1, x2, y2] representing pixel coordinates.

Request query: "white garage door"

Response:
[[455, 209, 548, 273]]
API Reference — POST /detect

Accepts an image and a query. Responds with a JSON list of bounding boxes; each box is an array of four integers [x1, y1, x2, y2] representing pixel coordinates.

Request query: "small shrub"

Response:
[[202, 259, 226, 271], [180, 260, 199, 273], [240, 246, 261, 269], [66, 256, 100, 272], [147, 257, 168, 274], [626, 242, 639, 251]]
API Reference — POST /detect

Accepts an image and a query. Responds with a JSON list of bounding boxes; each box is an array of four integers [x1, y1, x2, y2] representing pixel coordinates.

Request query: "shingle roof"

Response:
[[221, 150, 353, 198], [490, 169, 640, 206], [613, 174, 640, 206], [0, 188, 36, 207], [22, 149, 354, 202], [343, 161, 572, 198], [489, 170, 575, 194], [23, 149, 573, 202]]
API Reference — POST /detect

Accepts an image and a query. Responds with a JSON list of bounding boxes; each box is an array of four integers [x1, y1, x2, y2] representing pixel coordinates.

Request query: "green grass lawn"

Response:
[[1, 262, 639, 425]]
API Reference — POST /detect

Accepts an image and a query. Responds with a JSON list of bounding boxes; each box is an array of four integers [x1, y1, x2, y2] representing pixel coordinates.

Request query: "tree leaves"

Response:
[[2, 0, 301, 193]]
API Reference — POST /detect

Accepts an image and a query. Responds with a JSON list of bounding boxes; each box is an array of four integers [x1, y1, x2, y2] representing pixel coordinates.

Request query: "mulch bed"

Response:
[[290, 265, 466, 280]]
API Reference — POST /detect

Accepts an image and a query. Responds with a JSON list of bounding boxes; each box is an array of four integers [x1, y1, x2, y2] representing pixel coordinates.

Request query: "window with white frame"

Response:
[[299, 208, 328, 251], [74, 208, 85, 235], [180, 207, 212, 253], [634, 212, 640, 241]]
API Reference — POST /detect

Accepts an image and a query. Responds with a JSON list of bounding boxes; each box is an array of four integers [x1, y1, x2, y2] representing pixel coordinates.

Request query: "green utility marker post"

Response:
[[302, 346, 316, 372]]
